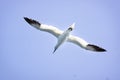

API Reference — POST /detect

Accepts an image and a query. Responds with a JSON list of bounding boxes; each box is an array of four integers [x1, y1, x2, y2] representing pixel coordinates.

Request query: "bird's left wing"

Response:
[[67, 35, 106, 52], [24, 17, 63, 38]]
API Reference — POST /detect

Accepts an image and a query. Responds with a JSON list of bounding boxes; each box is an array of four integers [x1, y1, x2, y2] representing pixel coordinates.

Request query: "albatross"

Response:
[[24, 17, 106, 53]]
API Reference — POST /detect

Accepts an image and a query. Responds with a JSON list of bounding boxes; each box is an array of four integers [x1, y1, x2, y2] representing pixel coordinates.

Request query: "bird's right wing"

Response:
[[24, 17, 63, 38], [67, 35, 106, 52], [67, 35, 89, 48]]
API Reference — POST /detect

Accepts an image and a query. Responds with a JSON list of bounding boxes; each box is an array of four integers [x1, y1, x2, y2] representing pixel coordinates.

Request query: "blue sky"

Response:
[[0, 0, 120, 80]]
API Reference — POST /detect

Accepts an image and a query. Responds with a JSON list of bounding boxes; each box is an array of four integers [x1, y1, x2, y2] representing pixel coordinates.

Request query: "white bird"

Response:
[[24, 17, 106, 53]]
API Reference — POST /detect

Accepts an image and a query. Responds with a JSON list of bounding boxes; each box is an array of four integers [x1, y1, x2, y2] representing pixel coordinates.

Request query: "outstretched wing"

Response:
[[24, 17, 63, 38], [67, 35, 106, 52]]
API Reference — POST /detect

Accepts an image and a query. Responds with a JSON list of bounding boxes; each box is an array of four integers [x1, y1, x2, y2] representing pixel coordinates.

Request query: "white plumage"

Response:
[[24, 17, 106, 53]]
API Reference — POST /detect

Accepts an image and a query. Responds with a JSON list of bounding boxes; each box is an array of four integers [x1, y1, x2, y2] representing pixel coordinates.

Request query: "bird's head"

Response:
[[68, 23, 75, 31]]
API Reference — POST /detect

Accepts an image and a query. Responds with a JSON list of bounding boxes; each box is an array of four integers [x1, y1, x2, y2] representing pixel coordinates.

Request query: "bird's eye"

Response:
[[68, 28, 73, 31]]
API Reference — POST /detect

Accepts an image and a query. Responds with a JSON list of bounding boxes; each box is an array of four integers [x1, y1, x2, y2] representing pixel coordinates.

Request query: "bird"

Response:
[[24, 17, 106, 53]]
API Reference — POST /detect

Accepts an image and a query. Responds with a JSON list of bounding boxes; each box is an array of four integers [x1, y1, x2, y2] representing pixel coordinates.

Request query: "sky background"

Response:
[[0, 0, 120, 80]]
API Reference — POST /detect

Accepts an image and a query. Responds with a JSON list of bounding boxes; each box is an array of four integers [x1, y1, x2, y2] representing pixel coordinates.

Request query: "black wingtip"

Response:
[[24, 17, 32, 24], [24, 17, 41, 26], [87, 44, 107, 52]]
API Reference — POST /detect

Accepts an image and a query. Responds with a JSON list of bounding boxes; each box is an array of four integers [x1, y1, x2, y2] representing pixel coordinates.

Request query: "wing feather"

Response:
[[24, 17, 63, 38], [67, 35, 106, 52], [67, 35, 89, 48]]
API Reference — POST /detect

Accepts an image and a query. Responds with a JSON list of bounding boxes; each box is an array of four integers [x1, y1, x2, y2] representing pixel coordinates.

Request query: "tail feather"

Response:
[[53, 47, 57, 54]]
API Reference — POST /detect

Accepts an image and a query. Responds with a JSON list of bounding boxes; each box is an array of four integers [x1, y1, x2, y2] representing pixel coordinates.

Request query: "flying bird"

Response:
[[24, 17, 106, 53]]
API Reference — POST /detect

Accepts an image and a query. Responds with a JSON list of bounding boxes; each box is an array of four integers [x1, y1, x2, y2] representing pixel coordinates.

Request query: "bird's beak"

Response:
[[71, 23, 75, 29], [68, 23, 75, 31]]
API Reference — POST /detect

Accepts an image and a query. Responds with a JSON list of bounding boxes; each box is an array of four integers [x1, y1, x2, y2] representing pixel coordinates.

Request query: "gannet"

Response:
[[24, 17, 106, 53]]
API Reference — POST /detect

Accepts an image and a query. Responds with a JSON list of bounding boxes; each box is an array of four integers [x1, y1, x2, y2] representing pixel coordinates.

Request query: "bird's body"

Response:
[[53, 26, 73, 53], [24, 17, 106, 53]]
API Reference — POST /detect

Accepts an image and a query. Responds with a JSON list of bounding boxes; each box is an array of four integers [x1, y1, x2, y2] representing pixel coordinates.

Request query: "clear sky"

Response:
[[0, 0, 120, 80]]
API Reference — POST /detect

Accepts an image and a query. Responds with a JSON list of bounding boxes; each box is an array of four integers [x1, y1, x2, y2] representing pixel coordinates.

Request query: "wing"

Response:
[[24, 17, 63, 38], [67, 35, 106, 52]]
